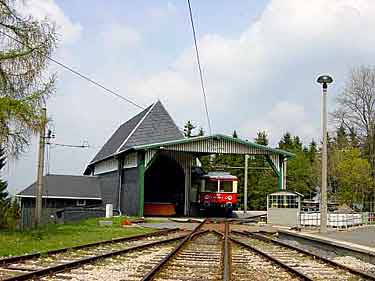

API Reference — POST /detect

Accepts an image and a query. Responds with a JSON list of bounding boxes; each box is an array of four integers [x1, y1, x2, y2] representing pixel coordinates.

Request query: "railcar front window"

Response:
[[206, 181, 217, 192], [219, 181, 233, 192]]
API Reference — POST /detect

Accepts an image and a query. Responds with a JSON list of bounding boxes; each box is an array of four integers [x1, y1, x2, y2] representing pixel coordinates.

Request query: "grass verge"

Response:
[[0, 216, 155, 257]]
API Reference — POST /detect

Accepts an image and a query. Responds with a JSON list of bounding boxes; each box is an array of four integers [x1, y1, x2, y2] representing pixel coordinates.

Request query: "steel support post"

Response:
[[321, 85, 328, 233]]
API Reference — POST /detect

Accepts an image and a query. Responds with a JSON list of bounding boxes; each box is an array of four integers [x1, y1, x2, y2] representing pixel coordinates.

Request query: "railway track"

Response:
[[141, 219, 303, 281], [2, 220, 375, 280], [0, 229, 187, 281], [230, 231, 375, 281]]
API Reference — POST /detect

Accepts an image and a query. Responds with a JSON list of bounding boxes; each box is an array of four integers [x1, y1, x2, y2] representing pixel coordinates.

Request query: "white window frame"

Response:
[[123, 152, 138, 169], [76, 199, 86, 206]]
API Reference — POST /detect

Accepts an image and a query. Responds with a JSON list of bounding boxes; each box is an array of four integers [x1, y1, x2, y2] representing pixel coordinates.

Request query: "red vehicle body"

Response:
[[199, 172, 238, 214], [200, 192, 238, 206]]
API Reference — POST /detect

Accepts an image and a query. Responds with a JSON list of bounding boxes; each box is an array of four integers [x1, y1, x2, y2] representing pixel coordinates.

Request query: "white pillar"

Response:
[[283, 158, 287, 190], [244, 154, 249, 213]]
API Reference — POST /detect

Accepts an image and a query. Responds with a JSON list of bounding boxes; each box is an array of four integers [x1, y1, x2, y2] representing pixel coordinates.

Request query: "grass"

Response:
[[0, 216, 156, 257]]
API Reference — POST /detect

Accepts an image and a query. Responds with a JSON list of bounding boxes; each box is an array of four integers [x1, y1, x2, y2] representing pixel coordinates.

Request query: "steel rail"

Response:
[[140, 218, 208, 281], [0, 228, 179, 266], [222, 221, 231, 281], [2, 233, 187, 281], [229, 236, 313, 281], [247, 231, 375, 280]]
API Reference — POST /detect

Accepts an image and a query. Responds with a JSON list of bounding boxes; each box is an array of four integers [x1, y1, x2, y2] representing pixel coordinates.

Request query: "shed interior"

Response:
[[144, 154, 185, 215]]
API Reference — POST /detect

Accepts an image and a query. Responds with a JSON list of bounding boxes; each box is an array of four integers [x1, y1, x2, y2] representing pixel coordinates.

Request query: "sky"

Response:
[[5, 0, 375, 195]]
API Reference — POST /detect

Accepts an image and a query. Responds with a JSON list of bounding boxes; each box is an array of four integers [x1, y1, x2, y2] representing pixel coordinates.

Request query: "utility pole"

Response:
[[34, 107, 47, 227], [317, 75, 333, 233], [244, 154, 249, 213]]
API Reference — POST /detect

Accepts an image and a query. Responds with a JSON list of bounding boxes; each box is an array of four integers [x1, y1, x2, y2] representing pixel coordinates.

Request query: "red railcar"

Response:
[[199, 172, 238, 215]]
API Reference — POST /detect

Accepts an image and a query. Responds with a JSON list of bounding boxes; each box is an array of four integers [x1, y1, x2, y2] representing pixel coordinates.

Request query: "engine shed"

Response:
[[84, 101, 294, 217]]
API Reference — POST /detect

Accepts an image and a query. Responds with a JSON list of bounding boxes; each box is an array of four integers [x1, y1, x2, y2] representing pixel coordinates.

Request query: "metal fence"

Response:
[[299, 212, 375, 229]]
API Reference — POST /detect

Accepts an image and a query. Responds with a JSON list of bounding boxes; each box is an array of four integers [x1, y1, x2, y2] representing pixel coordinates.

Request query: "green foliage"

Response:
[[255, 131, 268, 146], [0, 0, 56, 154], [184, 121, 196, 137], [334, 148, 374, 208], [278, 132, 318, 198], [286, 150, 316, 196], [184, 121, 204, 138], [0, 147, 19, 229]]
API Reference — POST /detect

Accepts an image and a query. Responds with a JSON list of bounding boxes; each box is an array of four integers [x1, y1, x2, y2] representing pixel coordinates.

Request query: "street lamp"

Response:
[[317, 74, 333, 233]]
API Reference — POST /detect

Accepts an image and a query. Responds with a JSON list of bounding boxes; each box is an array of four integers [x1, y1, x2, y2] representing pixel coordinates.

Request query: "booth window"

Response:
[[269, 195, 298, 208]]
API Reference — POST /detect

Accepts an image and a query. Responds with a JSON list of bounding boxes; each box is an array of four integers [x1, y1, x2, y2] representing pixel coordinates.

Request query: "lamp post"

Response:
[[317, 74, 333, 233]]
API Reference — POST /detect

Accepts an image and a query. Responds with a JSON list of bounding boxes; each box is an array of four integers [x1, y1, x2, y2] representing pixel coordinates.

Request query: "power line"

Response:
[[0, 30, 145, 110], [187, 0, 213, 135], [52, 143, 90, 148]]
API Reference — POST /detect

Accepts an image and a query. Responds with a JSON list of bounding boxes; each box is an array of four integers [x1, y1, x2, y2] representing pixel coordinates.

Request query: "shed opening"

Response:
[[144, 154, 185, 215]]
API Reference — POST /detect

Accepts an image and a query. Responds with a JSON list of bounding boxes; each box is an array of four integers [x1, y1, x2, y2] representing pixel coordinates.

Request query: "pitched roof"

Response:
[[90, 104, 152, 164], [89, 101, 184, 164], [16, 175, 102, 200]]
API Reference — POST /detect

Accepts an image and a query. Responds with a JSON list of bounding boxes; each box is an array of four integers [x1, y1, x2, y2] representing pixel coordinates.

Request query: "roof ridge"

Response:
[[88, 103, 154, 165], [115, 101, 157, 154]]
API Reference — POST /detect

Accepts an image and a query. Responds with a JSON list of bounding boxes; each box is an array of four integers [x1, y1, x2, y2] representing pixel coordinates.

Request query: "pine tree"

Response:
[[278, 132, 294, 150], [198, 128, 204, 136], [334, 125, 349, 149], [184, 121, 196, 138], [247, 131, 277, 210], [232, 130, 238, 138], [307, 140, 317, 163], [255, 131, 268, 146]]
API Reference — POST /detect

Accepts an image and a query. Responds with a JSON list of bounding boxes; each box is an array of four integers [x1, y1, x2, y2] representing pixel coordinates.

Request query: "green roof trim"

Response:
[[132, 134, 295, 158]]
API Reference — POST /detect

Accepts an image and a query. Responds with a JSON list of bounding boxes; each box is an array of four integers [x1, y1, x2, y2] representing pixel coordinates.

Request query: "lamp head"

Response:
[[317, 75, 333, 88]]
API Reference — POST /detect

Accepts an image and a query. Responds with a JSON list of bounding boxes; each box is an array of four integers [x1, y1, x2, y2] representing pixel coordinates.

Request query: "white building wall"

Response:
[[123, 152, 138, 169], [94, 158, 118, 175]]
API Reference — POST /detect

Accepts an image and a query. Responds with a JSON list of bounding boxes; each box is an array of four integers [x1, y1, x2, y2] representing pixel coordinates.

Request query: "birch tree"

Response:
[[332, 66, 375, 177]]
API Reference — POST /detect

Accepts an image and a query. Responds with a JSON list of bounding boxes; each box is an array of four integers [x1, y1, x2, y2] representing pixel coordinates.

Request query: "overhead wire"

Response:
[[0, 30, 145, 110], [2, 7, 212, 133], [187, 0, 213, 135]]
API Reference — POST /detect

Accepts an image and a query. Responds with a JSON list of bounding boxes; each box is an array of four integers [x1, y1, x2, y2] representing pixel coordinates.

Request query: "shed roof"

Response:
[[269, 191, 304, 197], [203, 172, 238, 180], [133, 134, 294, 157], [89, 101, 184, 165], [16, 175, 102, 200]]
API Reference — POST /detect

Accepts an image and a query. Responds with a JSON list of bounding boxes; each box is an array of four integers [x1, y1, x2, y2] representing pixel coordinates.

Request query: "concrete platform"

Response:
[[282, 226, 375, 252], [278, 226, 375, 264], [318, 225, 375, 249]]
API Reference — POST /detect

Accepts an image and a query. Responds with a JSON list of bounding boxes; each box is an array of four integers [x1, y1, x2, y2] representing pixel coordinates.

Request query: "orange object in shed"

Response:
[[144, 202, 176, 216]]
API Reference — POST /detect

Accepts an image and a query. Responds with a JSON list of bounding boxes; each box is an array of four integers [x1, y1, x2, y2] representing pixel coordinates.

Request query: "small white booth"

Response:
[[267, 191, 303, 226]]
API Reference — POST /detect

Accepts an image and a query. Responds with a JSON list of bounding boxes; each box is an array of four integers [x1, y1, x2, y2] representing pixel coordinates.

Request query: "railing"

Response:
[[299, 212, 375, 229]]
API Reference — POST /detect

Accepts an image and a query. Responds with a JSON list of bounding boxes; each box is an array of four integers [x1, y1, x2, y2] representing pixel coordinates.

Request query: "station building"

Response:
[[17, 101, 293, 223], [82, 101, 293, 217]]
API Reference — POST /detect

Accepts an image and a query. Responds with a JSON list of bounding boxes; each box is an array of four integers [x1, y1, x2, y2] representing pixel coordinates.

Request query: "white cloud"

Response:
[[242, 101, 318, 146], [127, 0, 375, 144], [99, 24, 141, 49], [8, 0, 375, 194], [15, 0, 82, 43], [146, 2, 177, 20]]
